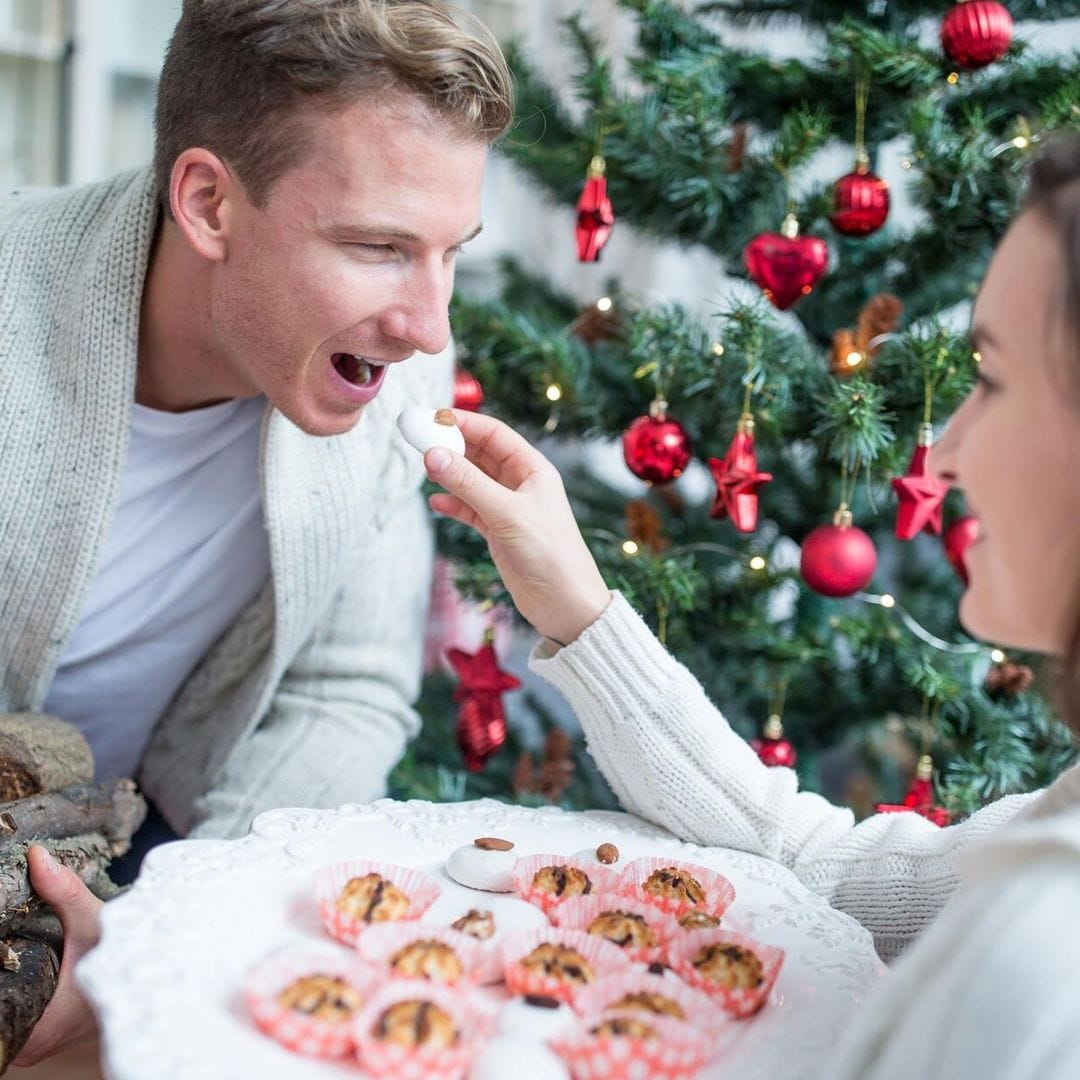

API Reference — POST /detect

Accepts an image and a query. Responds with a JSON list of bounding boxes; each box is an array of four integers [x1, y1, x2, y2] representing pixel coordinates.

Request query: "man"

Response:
[[1, 0, 512, 1063]]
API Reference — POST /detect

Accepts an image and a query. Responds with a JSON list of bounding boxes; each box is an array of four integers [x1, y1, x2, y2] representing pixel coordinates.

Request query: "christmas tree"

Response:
[[391, 0, 1080, 820]]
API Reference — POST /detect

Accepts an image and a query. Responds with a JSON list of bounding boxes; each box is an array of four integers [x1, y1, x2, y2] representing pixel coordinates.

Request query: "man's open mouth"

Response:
[[332, 353, 387, 386]]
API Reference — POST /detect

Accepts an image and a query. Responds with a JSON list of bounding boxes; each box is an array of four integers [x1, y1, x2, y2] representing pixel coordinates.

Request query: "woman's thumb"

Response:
[[27, 845, 100, 926]]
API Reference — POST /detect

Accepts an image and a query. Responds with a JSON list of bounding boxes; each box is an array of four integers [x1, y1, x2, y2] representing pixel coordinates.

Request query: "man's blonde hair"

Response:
[[154, 0, 513, 211]]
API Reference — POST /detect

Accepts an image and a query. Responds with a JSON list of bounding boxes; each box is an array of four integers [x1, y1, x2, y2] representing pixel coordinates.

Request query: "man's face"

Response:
[[210, 97, 487, 436]]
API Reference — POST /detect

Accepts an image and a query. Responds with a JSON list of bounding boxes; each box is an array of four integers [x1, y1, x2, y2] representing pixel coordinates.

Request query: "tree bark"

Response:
[[0, 780, 146, 856], [0, 934, 60, 1073], [0, 715, 94, 801]]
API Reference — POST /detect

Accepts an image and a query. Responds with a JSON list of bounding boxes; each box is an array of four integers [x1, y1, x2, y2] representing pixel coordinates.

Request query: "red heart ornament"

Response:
[[744, 219, 829, 311]]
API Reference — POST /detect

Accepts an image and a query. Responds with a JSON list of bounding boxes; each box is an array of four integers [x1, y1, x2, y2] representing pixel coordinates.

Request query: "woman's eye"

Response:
[[352, 243, 396, 255]]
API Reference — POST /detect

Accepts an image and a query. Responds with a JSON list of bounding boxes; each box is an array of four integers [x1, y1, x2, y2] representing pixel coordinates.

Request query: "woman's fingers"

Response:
[[428, 493, 487, 536], [451, 410, 544, 488], [424, 446, 513, 522]]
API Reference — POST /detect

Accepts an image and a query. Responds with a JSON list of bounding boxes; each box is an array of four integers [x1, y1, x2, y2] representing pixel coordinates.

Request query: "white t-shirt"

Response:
[[43, 396, 271, 781]]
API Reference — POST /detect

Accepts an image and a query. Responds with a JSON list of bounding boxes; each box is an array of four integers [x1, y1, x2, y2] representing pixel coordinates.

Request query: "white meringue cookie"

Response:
[[445, 843, 517, 893], [470, 1036, 569, 1080], [495, 996, 578, 1042], [396, 405, 465, 455]]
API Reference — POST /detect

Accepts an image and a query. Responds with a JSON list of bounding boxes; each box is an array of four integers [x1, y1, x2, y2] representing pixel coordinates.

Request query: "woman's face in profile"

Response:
[[933, 209, 1080, 655]]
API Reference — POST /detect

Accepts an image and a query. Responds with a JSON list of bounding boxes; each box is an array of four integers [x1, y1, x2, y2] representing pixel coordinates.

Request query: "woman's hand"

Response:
[[12, 845, 102, 1067], [424, 410, 611, 646]]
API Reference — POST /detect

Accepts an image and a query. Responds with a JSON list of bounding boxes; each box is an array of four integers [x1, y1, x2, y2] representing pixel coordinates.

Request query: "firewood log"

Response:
[[0, 934, 59, 1072], [0, 715, 93, 800], [0, 780, 146, 856]]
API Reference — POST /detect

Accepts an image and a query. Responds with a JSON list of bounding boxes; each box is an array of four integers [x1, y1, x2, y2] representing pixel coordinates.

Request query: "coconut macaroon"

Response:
[[336, 873, 411, 924], [642, 866, 706, 905], [519, 942, 596, 986], [370, 999, 460, 1049], [275, 974, 363, 1023]]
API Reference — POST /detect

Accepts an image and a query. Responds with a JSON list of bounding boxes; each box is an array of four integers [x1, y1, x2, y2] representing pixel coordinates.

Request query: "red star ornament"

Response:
[[708, 418, 772, 533], [892, 428, 948, 540], [446, 631, 522, 772]]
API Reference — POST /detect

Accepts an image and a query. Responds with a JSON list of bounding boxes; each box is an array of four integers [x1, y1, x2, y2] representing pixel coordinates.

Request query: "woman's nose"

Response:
[[929, 401, 966, 487]]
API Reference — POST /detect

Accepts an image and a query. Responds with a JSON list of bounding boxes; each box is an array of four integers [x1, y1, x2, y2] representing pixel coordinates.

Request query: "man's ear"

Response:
[[169, 148, 239, 262]]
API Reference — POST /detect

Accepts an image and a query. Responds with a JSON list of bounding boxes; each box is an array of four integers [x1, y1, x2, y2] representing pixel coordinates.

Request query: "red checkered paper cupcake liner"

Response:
[[617, 856, 736, 922], [244, 946, 380, 1059], [551, 1010, 717, 1080], [572, 968, 724, 1040], [352, 979, 494, 1080], [498, 925, 632, 1006], [511, 853, 619, 916], [313, 859, 440, 947], [356, 922, 491, 986], [550, 892, 679, 966], [668, 928, 785, 1019]]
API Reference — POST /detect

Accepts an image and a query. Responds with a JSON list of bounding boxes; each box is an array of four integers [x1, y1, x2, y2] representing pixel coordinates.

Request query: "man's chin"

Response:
[[284, 403, 367, 438]]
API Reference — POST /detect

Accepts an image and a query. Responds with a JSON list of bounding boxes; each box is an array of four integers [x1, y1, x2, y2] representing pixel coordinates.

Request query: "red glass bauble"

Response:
[[452, 366, 484, 411], [751, 736, 797, 768], [943, 515, 980, 586], [622, 412, 693, 485], [744, 227, 829, 310], [800, 521, 877, 597], [941, 1, 1013, 69], [830, 167, 890, 237]]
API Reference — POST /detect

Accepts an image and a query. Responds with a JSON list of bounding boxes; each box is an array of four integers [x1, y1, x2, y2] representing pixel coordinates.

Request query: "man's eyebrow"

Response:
[[327, 222, 484, 247]]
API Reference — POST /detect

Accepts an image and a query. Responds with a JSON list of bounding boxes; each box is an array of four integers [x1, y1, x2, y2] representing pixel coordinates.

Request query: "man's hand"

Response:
[[11, 845, 101, 1067], [424, 409, 611, 647]]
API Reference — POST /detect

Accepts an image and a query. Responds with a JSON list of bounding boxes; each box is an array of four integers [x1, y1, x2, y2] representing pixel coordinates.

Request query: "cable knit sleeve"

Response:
[[529, 591, 1037, 961]]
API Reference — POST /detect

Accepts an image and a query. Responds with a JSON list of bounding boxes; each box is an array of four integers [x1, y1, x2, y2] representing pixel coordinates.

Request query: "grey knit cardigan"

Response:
[[0, 168, 450, 838]]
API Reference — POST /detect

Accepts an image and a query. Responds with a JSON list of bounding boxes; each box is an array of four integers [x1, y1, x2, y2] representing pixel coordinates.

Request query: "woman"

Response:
[[423, 137, 1080, 1077]]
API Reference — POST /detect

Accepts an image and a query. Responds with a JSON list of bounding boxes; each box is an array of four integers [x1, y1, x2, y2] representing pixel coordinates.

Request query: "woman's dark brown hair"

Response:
[[1023, 135, 1080, 733]]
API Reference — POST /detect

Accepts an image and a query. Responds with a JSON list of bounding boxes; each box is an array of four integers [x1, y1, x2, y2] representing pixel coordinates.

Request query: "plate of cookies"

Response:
[[78, 798, 887, 1079]]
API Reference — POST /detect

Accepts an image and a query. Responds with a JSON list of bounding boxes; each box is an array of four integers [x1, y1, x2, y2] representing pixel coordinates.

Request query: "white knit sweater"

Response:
[[0, 168, 452, 839], [532, 593, 1080, 1077]]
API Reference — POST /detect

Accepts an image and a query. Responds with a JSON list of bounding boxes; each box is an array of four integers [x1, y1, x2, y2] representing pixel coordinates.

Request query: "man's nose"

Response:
[[382, 263, 453, 356]]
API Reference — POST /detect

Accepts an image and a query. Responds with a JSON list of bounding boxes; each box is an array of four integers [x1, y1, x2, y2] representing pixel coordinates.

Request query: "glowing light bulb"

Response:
[[622, 540, 640, 556], [545, 383, 563, 402], [880, 594, 896, 609], [596, 296, 613, 312], [749, 556, 767, 571], [991, 649, 1006, 663]]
